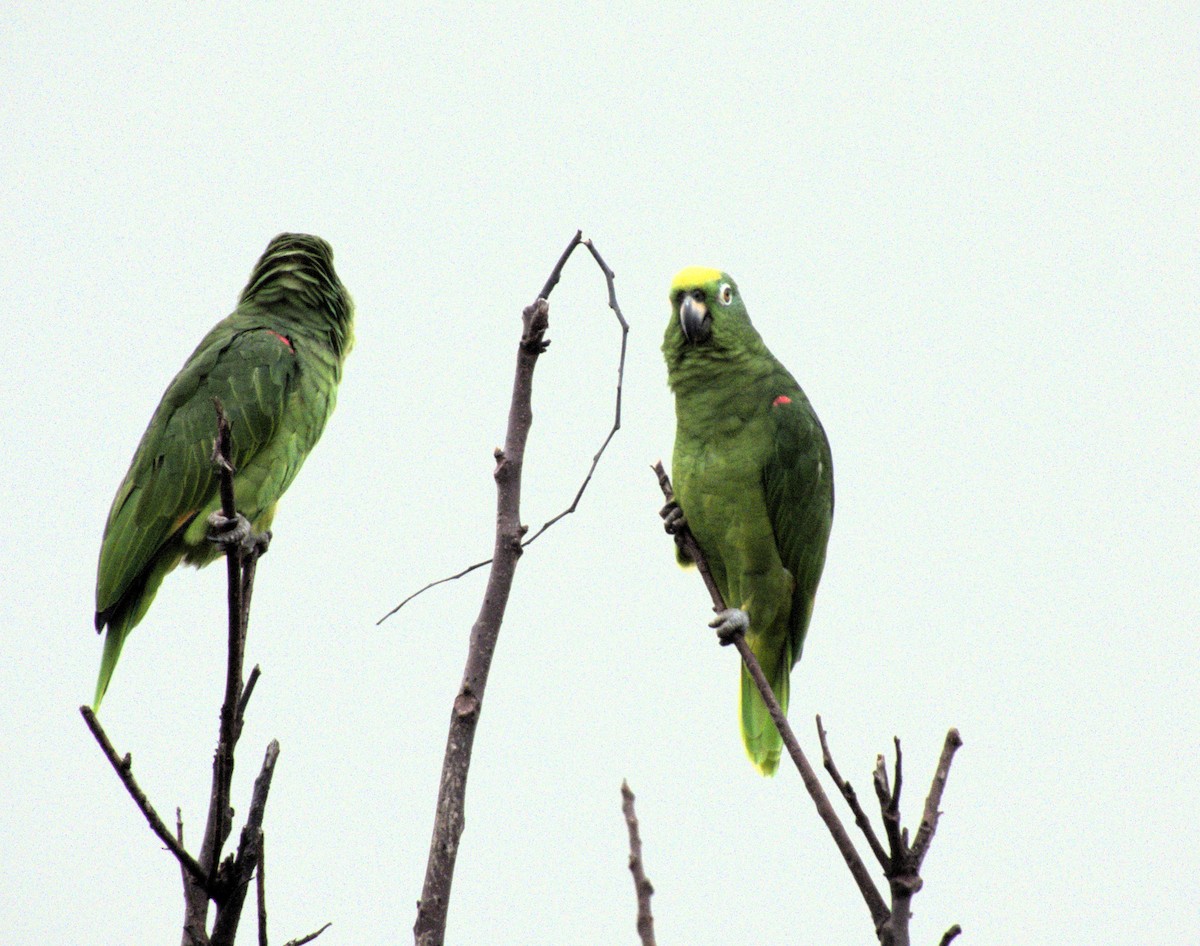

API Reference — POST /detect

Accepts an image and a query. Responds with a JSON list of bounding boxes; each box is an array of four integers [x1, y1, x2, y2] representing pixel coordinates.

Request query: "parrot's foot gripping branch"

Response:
[[709, 607, 750, 645], [659, 499, 687, 535], [206, 510, 271, 556]]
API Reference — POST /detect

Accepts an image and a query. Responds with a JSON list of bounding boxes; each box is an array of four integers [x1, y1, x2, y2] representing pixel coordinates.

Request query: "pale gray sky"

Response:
[[2, 4, 1197, 944]]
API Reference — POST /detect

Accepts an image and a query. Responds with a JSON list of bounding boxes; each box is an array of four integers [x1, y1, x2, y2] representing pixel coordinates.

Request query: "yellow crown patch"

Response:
[[670, 267, 723, 292]]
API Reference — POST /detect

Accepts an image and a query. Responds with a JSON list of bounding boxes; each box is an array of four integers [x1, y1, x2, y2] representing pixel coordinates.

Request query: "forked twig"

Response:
[[79, 706, 211, 890], [870, 732, 964, 946], [378, 232, 628, 624], [412, 232, 627, 946], [209, 741, 279, 944], [817, 716, 889, 870], [521, 238, 628, 548], [88, 404, 289, 946]]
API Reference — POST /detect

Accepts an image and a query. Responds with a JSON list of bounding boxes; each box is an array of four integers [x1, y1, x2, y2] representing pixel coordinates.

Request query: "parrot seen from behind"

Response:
[[663, 267, 833, 775], [92, 233, 355, 709]]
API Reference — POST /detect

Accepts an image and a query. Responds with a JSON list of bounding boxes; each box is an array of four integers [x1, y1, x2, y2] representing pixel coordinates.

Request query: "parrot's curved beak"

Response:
[[679, 295, 711, 344]]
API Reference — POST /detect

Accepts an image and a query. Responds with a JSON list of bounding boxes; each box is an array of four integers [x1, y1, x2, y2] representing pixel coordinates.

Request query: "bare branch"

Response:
[[210, 741, 280, 945], [911, 729, 963, 869], [79, 706, 211, 891], [283, 923, 332, 946], [938, 923, 963, 946], [379, 233, 627, 623], [878, 732, 965, 946], [412, 295, 545, 945], [256, 831, 267, 946], [652, 462, 889, 932], [413, 233, 626, 946], [654, 462, 725, 608], [376, 557, 493, 624], [520, 237, 629, 549], [537, 229, 584, 300], [183, 399, 249, 940], [184, 401, 274, 945], [817, 716, 889, 870], [891, 737, 903, 816], [621, 781, 657, 946], [874, 751, 904, 866], [239, 665, 262, 720]]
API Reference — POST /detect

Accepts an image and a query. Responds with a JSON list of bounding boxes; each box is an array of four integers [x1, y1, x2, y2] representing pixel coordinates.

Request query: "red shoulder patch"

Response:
[[267, 330, 294, 353], [772, 395, 792, 406]]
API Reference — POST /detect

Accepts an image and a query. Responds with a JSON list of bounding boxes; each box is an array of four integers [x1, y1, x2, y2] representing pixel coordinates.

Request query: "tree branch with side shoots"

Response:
[[411, 233, 628, 946], [655, 462, 962, 943], [653, 460, 890, 930], [79, 706, 211, 891], [867, 728, 964, 946], [379, 232, 628, 623], [180, 398, 277, 946], [84, 402, 323, 946], [819, 705, 964, 945]]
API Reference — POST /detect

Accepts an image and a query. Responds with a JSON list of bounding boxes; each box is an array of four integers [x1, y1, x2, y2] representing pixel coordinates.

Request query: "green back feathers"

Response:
[[92, 233, 353, 708], [240, 233, 355, 363], [664, 266, 834, 776]]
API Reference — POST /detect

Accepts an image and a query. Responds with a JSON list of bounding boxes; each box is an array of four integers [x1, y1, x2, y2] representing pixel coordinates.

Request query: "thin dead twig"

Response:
[[79, 706, 211, 890], [816, 716, 889, 870], [621, 781, 657, 946], [912, 729, 963, 869], [378, 232, 628, 624], [938, 924, 963, 946], [283, 923, 333, 946]]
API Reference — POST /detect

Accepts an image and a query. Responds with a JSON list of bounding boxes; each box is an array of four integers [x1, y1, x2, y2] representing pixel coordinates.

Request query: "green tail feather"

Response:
[[739, 658, 790, 776], [92, 551, 177, 710], [93, 623, 129, 710]]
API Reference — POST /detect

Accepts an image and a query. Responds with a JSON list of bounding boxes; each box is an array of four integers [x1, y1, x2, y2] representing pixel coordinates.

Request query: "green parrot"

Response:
[[663, 267, 833, 775], [92, 233, 354, 709]]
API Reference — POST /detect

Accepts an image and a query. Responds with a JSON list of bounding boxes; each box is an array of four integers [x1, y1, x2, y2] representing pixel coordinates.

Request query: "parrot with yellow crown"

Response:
[[663, 267, 833, 775]]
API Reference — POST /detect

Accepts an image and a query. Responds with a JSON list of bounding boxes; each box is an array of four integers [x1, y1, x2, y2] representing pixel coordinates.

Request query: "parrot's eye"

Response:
[[719, 283, 733, 305]]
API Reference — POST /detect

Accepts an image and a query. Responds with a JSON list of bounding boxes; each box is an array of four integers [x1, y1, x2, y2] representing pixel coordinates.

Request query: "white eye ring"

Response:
[[719, 283, 733, 305]]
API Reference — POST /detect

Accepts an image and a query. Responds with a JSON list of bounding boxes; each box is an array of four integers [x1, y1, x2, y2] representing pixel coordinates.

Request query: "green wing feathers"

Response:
[[92, 330, 298, 707], [663, 268, 833, 776], [762, 393, 834, 667], [92, 234, 353, 709]]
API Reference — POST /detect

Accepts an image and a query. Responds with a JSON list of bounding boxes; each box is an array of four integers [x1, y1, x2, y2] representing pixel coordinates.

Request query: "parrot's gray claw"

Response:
[[252, 530, 272, 558], [709, 607, 749, 645], [660, 500, 687, 535], [206, 510, 253, 550]]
